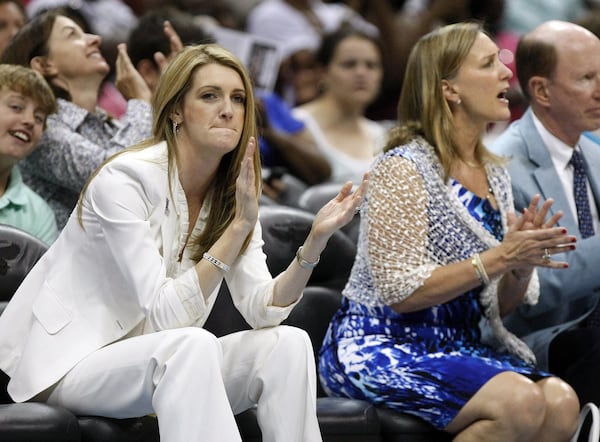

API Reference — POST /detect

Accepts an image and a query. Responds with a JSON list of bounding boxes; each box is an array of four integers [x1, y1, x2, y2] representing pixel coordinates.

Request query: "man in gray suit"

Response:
[[491, 20, 600, 405]]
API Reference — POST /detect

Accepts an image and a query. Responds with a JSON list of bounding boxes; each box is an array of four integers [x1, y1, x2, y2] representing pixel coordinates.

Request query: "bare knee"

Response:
[[537, 377, 580, 440], [449, 372, 546, 438], [494, 374, 546, 436]]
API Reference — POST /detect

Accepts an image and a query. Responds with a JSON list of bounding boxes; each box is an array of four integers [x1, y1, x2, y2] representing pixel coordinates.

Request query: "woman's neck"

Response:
[[53, 75, 103, 113], [176, 142, 220, 203], [307, 94, 365, 127], [452, 115, 485, 161]]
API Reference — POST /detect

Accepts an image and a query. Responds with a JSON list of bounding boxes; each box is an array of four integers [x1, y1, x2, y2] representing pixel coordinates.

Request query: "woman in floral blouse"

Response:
[[0, 9, 172, 229]]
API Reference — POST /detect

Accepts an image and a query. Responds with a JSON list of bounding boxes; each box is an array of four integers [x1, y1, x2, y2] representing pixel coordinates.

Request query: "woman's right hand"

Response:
[[499, 196, 576, 272], [232, 137, 259, 233]]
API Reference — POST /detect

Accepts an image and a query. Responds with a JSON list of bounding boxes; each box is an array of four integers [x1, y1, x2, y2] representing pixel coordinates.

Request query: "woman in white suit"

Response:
[[0, 44, 368, 442]]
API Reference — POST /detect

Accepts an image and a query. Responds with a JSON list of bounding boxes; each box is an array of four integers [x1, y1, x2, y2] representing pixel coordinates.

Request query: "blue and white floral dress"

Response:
[[318, 138, 548, 430]]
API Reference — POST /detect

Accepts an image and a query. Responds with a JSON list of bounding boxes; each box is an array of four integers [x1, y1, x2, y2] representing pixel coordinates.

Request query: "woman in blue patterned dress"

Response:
[[319, 22, 581, 441]]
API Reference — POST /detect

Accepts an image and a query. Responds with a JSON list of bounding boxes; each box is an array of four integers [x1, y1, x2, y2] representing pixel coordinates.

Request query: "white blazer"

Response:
[[0, 142, 295, 402]]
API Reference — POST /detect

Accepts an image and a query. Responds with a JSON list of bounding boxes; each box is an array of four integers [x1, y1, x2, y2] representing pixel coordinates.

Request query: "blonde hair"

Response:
[[385, 22, 501, 179], [78, 44, 261, 260]]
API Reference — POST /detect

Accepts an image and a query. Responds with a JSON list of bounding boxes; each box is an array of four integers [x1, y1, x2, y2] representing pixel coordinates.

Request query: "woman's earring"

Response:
[[173, 120, 179, 133], [456, 98, 461, 105]]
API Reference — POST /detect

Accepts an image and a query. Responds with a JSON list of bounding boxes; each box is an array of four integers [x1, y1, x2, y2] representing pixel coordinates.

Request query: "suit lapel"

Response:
[[580, 134, 600, 211], [520, 110, 578, 231]]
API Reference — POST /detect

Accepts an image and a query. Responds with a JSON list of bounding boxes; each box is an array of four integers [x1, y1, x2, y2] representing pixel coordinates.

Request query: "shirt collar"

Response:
[[0, 166, 27, 209], [531, 111, 580, 171], [54, 98, 110, 131]]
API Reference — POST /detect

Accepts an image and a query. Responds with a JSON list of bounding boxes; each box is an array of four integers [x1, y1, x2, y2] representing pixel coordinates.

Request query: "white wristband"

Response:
[[296, 246, 320, 270], [203, 252, 230, 272]]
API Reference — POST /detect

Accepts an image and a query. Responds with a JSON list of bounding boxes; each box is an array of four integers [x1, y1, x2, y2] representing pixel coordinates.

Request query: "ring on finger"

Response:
[[542, 248, 551, 262]]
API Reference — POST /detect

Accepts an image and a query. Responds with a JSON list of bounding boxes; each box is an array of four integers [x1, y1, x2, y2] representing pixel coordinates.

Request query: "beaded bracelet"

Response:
[[296, 246, 320, 270], [471, 253, 490, 286], [203, 252, 230, 272]]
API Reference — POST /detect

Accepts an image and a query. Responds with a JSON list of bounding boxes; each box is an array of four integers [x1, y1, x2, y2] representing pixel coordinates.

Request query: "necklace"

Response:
[[485, 184, 497, 207]]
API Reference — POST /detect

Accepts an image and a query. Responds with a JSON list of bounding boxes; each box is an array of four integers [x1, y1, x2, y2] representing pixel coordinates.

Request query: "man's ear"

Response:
[[30, 56, 56, 76], [529, 76, 551, 107]]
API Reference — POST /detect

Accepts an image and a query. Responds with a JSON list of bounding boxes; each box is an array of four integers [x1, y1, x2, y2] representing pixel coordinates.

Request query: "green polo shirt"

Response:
[[0, 167, 58, 245]]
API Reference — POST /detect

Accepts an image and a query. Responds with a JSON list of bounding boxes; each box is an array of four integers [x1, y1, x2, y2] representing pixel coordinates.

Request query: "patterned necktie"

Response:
[[571, 150, 600, 327], [570, 149, 595, 239]]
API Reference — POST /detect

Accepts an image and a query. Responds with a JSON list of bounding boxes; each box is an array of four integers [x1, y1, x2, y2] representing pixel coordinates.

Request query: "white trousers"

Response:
[[46, 325, 322, 442]]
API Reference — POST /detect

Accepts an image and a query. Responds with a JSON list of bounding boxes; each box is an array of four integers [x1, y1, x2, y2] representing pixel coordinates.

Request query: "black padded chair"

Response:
[[0, 224, 48, 314], [0, 224, 162, 442], [263, 168, 309, 209], [284, 286, 380, 442], [0, 224, 82, 441], [297, 183, 361, 243], [259, 205, 357, 291]]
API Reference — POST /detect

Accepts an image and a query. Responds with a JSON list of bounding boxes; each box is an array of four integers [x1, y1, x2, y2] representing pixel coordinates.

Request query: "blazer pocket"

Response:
[[32, 291, 72, 335]]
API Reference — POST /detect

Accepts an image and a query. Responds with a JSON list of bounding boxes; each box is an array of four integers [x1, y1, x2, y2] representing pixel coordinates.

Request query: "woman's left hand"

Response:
[[506, 194, 570, 278], [311, 173, 369, 241], [115, 43, 152, 102], [512, 194, 563, 231]]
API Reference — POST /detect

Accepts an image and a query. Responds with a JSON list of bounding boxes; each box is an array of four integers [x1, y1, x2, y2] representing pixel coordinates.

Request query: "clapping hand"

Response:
[[115, 43, 152, 102], [233, 137, 259, 232], [311, 173, 369, 241], [503, 195, 576, 272]]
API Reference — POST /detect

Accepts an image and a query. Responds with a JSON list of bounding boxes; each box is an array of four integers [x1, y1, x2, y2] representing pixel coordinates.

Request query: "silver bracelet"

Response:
[[471, 253, 490, 286], [202, 252, 230, 272], [296, 246, 320, 270]]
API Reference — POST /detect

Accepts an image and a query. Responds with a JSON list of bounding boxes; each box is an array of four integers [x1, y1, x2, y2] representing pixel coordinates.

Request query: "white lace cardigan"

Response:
[[343, 136, 540, 364]]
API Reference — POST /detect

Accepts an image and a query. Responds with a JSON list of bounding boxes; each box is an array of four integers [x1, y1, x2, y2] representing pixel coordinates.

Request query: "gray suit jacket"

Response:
[[490, 108, 600, 369]]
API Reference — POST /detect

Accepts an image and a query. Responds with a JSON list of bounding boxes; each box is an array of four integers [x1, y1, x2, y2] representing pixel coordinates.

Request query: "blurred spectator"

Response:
[[246, 0, 378, 108], [275, 35, 320, 107], [127, 6, 213, 95], [501, 0, 589, 36], [26, 0, 138, 68], [0, 0, 26, 56], [293, 26, 387, 184], [26, 0, 140, 118], [257, 91, 331, 188], [0, 64, 58, 244], [1, 10, 153, 229], [576, 7, 600, 145]]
